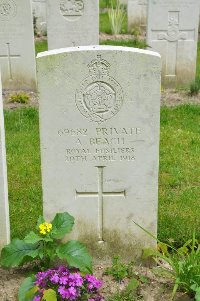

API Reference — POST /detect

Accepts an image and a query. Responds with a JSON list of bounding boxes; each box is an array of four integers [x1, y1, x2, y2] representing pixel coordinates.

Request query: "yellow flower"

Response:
[[39, 222, 53, 235]]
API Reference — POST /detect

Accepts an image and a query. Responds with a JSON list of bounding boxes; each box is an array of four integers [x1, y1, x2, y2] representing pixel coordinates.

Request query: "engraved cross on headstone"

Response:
[[151, 11, 195, 77], [0, 43, 20, 80], [76, 166, 126, 243]]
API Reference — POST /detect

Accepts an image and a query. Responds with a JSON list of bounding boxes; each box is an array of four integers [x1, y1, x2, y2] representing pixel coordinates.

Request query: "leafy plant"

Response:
[[107, 278, 139, 301], [9, 92, 29, 104], [136, 222, 200, 300], [108, 0, 126, 35], [18, 266, 103, 301], [104, 256, 134, 282], [189, 78, 200, 96], [0, 212, 92, 273]]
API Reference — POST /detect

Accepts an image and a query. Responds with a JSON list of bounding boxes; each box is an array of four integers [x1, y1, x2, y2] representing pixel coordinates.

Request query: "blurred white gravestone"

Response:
[[46, 0, 99, 50], [0, 72, 10, 250], [128, 0, 147, 31], [32, 0, 47, 35], [120, 0, 128, 4], [0, 0, 37, 91], [37, 46, 161, 261], [147, 0, 199, 87]]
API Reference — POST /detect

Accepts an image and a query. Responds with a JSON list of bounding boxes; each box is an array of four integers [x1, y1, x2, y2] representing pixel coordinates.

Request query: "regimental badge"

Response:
[[0, 0, 17, 20], [76, 55, 124, 123], [60, 0, 84, 19]]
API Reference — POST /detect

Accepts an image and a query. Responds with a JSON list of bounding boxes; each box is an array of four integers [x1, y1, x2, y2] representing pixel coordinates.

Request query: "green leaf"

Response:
[[138, 275, 149, 283], [142, 248, 158, 260], [43, 289, 57, 301], [195, 292, 200, 301], [56, 240, 92, 273], [127, 278, 139, 291], [0, 239, 39, 268], [25, 286, 38, 300], [36, 215, 45, 230], [18, 276, 36, 301], [171, 281, 179, 300], [24, 231, 53, 244], [51, 212, 74, 239], [191, 284, 200, 301]]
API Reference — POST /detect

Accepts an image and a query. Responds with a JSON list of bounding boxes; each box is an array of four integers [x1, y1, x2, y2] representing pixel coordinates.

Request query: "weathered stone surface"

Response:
[[46, 0, 99, 50], [0, 0, 37, 91], [128, 0, 147, 31], [147, 0, 199, 87], [32, 0, 47, 35], [37, 46, 161, 261], [0, 73, 10, 250]]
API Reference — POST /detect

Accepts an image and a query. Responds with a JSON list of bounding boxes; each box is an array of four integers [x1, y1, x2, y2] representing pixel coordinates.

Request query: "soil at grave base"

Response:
[[2, 89, 200, 111], [0, 265, 194, 301]]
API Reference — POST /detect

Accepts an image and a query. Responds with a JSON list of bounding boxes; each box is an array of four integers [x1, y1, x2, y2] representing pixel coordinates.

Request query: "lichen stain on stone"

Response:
[[73, 220, 154, 264]]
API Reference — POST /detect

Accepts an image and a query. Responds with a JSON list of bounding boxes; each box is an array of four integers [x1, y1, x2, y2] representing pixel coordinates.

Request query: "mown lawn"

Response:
[[4, 105, 200, 247]]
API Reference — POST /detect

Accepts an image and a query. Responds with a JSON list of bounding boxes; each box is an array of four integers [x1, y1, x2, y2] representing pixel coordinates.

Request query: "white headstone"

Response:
[[46, 0, 99, 50], [147, 0, 199, 87], [0, 0, 37, 91], [120, 0, 128, 4], [32, 0, 47, 35], [37, 46, 161, 261], [0, 72, 10, 250], [128, 0, 147, 31]]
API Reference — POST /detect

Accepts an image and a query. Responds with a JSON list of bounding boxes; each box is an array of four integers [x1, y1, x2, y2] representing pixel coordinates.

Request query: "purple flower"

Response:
[[68, 273, 83, 287], [59, 275, 68, 285], [33, 296, 41, 301], [50, 273, 59, 284], [85, 275, 103, 291], [34, 266, 103, 301], [58, 286, 79, 300]]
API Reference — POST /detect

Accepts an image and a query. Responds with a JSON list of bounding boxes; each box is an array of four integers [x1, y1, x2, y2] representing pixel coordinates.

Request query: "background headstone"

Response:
[[120, 0, 128, 4], [147, 0, 199, 87], [128, 0, 147, 31], [37, 46, 161, 261], [46, 0, 99, 50], [32, 0, 47, 35], [0, 72, 10, 250], [0, 0, 37, 91]]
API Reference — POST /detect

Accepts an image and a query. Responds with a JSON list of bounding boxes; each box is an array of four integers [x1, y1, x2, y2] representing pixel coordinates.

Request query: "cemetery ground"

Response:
[[1, 14, 200, 301]]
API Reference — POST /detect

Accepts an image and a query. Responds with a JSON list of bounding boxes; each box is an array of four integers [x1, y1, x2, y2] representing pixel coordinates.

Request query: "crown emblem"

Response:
[[88, 55, 110, 77], [76, 55, 124, 123]]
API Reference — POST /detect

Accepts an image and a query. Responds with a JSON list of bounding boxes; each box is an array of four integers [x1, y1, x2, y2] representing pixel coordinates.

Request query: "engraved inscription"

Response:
[[76, 55, 124, 123], [76, 166, 126, 242], [60, 0, 84, 19], [0, 0, 17, 20], [57, 126, 143, 163]]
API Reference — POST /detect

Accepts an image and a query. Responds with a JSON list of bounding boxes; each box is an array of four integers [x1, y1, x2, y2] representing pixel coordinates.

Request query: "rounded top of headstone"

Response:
[[36, 45, 161, 59]]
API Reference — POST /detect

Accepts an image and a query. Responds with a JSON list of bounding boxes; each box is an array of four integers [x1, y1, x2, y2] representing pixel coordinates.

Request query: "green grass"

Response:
[[100, 12, 127, 34], [100, 0, 118, 9], [159, 105, 200, 246], [4, 105, 200, 246], [100, 39, 147, 49], [35, 39, 48, 55], [4, 108, 42, 239]]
